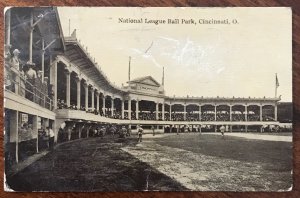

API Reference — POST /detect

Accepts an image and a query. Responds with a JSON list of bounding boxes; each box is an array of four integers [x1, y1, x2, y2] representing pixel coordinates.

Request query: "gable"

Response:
[[141, 78, 160, 87], [130, 76, 160, 87]]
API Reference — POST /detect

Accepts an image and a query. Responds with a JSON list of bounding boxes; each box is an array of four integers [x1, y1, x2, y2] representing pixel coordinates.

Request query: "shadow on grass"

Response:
[[5, 136, 187, 192]]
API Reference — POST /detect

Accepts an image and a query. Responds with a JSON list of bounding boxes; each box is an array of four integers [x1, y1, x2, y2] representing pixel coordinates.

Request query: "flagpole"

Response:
[[275, 73, 278, 98], [128, 56, 131, 81]]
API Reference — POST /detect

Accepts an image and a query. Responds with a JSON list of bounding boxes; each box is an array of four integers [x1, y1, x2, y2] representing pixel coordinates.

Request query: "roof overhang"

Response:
[[35, 7, 65, 54], [64, 37, 125, 95]]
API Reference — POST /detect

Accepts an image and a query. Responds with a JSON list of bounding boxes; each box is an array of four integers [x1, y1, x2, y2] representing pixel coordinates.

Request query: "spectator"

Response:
[[137, 125, 143, 143]]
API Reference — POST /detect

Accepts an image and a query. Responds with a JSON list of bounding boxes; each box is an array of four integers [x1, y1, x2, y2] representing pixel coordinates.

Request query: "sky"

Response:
[[58, 7, 292, 102]]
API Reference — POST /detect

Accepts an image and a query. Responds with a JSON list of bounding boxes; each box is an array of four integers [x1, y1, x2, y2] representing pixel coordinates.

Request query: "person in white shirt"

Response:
[[10, 49, 21, 93], [26, 62, 37, 80], [220, 125, 225, 139]]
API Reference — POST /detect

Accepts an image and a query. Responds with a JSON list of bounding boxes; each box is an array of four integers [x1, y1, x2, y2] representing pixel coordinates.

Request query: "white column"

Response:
[[79, 124, 83, 139], [136, 100, 139, 120], [53, 120, 58, 144], [111, 98, 114, 117], [274, 104, 278, 121], [169, 104, 172, 120], [183, 104, 186, 121], [245, 105, 248, 121], [198, 105, 201, 121], [156, 102, 159, 120], [260, 105, 263, 121], [84, 83, 88, 111], [87, 125, 90, 138], [10, 110, 18, 163], [29, 12, 33, 63], [91, 88, 95, 111], [214, 105, 217, 121], [50, 60, 57, 109], [41, 38, 45, 82], [102, 95, 106, 115], [67, 123, 72, 141], [128, 99, 131, 120], [162, 103, 165, 120], [65, 70, 71, 107], [121, 99, 124, 119], [96, 91, 100, 112], [33, 115, 38, 153], [230, 105, 232, 121], [76, 77, 81, 109]]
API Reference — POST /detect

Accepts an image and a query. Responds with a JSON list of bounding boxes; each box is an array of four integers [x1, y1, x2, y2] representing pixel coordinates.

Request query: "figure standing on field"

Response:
[[137, 125, 143, 143], [220, 125, 225, 139]]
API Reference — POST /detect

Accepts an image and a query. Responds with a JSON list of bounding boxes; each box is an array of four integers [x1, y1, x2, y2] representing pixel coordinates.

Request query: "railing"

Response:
[[54, 105, 277, 122], [4, 65, 53, 111]]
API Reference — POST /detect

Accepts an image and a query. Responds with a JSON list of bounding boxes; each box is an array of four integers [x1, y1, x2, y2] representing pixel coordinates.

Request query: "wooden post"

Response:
[[162, 103, 165, 120], [102, 95, 106, 116], [121, 99, 124, 119], [50, 59, 57, 109], [128, 99, 131, 120], [85, 83, 89, 111], [87, 125, 91, 138], [29, 12, 33, 63], [199, 105, 201, 121], [41, 38, 45, 82], [32, 115, 39, 153], [10, 111, 19, 163], [79, 124, 84, 139]]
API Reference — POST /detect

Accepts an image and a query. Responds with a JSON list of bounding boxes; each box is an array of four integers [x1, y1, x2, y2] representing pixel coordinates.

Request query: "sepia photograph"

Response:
[[4, 7, 292, 192]]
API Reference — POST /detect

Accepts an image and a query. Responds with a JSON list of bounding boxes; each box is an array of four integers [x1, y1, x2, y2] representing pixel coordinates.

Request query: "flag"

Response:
[[276, 74, 280, 88]]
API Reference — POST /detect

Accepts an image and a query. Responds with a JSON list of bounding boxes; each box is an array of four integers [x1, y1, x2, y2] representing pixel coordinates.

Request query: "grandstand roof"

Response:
[[64, 35, 125, 95]]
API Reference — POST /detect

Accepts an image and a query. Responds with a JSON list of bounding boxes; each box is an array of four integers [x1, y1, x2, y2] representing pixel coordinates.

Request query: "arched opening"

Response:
[[70, 72, 77, 108], [186, 104, 199, 121], [262, 105, 275, 121], [57, 63, 66, 109], [201, 104, 215, 121], [232, 105, 246, 121], [138, 100, 156, 120], [216, 105, 230, 121], [171, 104, 184, 121], [247, 105, 260, 121]]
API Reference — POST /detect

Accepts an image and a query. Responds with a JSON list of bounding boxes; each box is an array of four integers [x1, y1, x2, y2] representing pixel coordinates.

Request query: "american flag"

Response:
[[276, 73, 280, 88]]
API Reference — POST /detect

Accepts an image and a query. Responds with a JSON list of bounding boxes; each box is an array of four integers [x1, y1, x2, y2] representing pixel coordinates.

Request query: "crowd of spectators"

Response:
[[5, 48, 54, 110], [248, 114, 260, 121], [138, 112, 156, 120], [201, 112, 215, 121], [216, 112, 230, 121], [51, 100, 276, 122], [263, 115, 275, 121], [58, 123, 132, 143], [186, 112, 199, 121], [232, 114, 246, 121], [171, 113, 184, 121]]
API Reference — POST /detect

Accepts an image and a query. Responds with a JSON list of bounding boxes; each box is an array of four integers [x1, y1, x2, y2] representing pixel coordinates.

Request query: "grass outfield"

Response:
[[6, 133, 292, 191], [124, 133, 292, 191], [152, 133, 292, 165]]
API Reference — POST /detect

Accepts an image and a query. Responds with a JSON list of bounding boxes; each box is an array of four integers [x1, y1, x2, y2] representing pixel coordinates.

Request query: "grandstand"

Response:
[[4, 7, 291, 166]]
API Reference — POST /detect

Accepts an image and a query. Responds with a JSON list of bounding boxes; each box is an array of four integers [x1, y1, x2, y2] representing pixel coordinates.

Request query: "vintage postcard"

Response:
[[4, 7, 292, 191]]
